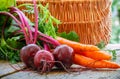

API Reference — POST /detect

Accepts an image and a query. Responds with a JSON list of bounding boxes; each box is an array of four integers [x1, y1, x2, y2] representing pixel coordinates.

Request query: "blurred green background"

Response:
[[110, 0, 120, 43]]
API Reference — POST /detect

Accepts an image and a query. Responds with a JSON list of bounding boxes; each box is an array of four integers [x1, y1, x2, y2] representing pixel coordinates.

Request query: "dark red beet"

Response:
[[20, 44, 41, 68], [53, 45, 74, 69], [34, 50, 54, 73]]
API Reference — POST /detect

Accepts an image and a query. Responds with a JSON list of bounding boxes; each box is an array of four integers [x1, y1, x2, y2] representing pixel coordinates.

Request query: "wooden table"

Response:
[[1, 44, 120, 79]]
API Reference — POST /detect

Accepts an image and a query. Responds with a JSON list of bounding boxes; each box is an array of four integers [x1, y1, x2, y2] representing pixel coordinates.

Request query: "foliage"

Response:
[[57, 31, 80, 42], [96, 41, 105, 49], [0, 0, 15, 11]]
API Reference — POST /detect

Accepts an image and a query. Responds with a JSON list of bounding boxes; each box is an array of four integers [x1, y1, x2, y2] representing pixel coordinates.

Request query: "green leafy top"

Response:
[[57, 31, 80, 42], [38, 3, 61, 38], [0, 0, 15, 11], [96, 41, 106, 49], [19, 3, 61, 38], [96, 41, 117, 61]]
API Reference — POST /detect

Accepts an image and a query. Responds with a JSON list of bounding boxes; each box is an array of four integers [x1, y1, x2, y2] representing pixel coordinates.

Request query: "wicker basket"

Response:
[[16, 0, 112, 45]]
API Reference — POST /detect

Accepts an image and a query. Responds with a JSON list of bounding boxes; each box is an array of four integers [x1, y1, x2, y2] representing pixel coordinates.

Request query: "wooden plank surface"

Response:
[[1, 69, 120, 79], [1, 44, 120, 79], [0, 61, 25, 78]]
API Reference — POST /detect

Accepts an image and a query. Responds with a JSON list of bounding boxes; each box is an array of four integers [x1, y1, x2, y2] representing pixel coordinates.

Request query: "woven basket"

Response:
[[16, 0, 112, 45]]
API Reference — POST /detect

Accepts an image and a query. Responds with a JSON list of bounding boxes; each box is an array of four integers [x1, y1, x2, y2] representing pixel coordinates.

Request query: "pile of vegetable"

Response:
[[0, 0, 120, 73]]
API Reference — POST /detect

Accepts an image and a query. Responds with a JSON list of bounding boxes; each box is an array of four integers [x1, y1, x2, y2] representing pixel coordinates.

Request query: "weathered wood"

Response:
[[0, 61, 25, 77], [1, 44, 120, 79], [1, 68, 120, 79]]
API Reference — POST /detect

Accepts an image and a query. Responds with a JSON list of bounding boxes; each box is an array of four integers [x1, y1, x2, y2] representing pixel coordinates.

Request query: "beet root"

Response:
[[34, 50, 54, 73], [20, 44, 41, 68], [53, 45, 74, 69]]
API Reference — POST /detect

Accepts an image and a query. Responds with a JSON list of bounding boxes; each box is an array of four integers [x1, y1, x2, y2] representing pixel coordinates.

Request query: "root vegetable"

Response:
[[74, 54, 120, 68], [56, 36, 100, 52], [20, 44, 41, 68], [34, 50, 54, 73], [76, 51, 112, 60], [53, 45, 74, 69]]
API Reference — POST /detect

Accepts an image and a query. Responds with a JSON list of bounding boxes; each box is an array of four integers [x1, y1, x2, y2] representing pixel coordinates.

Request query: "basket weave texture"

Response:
[[16, 0, 112, 45]]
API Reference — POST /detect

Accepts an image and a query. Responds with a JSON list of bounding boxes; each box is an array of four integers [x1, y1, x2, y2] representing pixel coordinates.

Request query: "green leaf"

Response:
[[57, 31, 80, 42], [96, 41, 106, 49], [37, 3, 60, 38], [6, 36, 24, 49], [7, 25, 20, 33], [0, 46, 20, 63], [0, 0, 15, 11], [107, 50, 117, 61], [111, 50, 117, 61]]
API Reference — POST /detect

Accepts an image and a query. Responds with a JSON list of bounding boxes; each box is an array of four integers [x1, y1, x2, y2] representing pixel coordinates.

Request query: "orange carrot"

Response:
[[76, 51, 112, 60], [56, 36, 100, 52], [74, 54, 120, 69]]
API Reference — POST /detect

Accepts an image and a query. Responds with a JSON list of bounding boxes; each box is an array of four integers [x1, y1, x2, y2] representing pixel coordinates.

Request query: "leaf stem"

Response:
[[33, 0, 39, 44], [0, 12, 29, 44], [11, 7, 33, 44]]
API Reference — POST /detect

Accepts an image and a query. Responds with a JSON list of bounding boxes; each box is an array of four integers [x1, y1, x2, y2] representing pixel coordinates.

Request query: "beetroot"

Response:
[[20, 44, 41, 68], [53, 45, 74, 69], [34, 50, 54, 73]]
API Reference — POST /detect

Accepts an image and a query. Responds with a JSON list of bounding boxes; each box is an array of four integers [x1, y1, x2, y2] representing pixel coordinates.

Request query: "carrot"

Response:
[[56, 37, 112, 61], [76, 51, 112, 60], [56, 36, 100, 52], [74, 54, 120, 69]]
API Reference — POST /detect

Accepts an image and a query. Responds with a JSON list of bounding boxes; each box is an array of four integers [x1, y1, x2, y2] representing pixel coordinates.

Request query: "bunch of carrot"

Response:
[[56, 36, 120, 69]]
